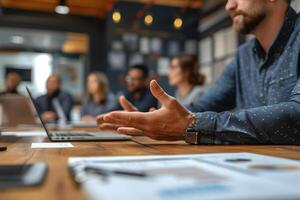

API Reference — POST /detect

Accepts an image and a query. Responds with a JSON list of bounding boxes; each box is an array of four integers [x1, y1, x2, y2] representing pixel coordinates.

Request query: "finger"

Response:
[[117, 127, 144, 136], [96, 115, 105, 124], [150, 80, 173, 106], [119, 96, 138, 112], [149, 107, 156, 112], [99, 123, 121, 131], [103, 111, 147, 130]]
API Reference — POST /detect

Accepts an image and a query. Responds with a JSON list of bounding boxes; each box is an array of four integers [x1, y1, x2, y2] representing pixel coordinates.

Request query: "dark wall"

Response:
[[0, 9, 107, 74], [106, 2, 200, 94], [109, 2, 199, 37]]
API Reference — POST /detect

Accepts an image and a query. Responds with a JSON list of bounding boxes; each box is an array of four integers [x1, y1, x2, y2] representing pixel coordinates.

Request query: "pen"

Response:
[[84, 166, 148, 178]]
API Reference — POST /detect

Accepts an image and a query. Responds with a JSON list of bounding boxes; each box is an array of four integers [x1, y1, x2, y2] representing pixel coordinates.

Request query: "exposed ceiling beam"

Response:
[[120, 0, 203, 9], [0, 0, 114, 17]]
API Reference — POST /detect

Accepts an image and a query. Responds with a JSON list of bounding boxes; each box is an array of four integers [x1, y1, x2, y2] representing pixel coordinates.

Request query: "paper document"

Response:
[[69, 153, 300, 200], [71, 121, 97, 127], [31, 142, 74, 149], [2, 131, 46, 137]]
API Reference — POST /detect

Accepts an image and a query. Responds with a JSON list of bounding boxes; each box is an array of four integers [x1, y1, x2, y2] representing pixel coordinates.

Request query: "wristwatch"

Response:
[[184, 128, 199, 145]]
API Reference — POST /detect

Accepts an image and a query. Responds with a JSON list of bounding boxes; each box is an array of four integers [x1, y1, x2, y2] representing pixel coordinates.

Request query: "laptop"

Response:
[[26, 87, 132, 142], [0, 95, 37, 127]]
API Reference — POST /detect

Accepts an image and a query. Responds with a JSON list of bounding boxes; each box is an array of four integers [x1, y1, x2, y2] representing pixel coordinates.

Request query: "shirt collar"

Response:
[[253, 7, 298, 61]]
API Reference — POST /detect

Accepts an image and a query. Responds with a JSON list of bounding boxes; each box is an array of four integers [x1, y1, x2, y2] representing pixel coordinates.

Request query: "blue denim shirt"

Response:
[[189, 7, 300, 145]]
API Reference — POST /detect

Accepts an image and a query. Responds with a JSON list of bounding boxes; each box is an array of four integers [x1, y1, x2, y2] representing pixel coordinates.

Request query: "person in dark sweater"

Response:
[[35, 74, 73, 123], [123, 64, 158, 112]]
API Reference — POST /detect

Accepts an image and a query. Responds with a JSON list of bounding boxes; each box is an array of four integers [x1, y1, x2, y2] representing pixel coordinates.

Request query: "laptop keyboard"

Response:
[[52, 133, 93, 137]]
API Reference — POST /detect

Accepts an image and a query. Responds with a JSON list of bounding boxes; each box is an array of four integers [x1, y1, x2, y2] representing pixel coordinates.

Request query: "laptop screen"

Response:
[[25, 87, 52, 138]]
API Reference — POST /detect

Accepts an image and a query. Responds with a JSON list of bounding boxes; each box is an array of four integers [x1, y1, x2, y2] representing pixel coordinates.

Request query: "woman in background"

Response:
[[168, 54, 205, 106], [81, 72, 117, 121]]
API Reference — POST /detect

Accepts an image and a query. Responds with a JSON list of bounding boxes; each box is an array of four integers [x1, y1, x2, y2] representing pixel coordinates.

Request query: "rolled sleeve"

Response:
[[193, 78, 300, 145]]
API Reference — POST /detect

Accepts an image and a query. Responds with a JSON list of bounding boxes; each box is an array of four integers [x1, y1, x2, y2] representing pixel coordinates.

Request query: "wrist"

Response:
[[187, 112, 196, 129], [182, 112, 197, 141]]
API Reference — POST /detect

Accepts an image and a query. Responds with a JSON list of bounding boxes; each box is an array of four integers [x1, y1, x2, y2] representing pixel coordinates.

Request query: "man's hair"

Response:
[[129, 64, 149, 78], [48, 74, 62, 84]]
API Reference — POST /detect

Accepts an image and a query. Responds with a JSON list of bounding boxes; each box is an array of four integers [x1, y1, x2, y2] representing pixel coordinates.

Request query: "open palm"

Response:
[[98, 80, 194, 141]]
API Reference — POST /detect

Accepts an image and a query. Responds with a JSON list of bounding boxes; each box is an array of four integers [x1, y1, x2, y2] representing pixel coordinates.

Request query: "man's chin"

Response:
[[232, 23, 251, 34]]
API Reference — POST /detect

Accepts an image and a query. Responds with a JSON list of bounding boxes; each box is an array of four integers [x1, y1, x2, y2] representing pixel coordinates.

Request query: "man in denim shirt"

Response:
[[98, 0, 300, 145]]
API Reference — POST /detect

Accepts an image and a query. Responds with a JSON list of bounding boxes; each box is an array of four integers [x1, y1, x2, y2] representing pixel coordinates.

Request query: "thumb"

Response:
[[150, 80, 173, 106], [119, 96, 138, 112]]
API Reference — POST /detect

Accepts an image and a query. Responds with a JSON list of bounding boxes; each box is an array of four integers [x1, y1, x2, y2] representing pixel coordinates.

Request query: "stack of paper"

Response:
[[69, 153, 300, 200]]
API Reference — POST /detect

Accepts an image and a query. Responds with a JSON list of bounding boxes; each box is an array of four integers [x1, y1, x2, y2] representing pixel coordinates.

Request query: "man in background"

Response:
[[0, 72, 22, 95], [35, 74, 73, 123], [123, 64, 158, 112]]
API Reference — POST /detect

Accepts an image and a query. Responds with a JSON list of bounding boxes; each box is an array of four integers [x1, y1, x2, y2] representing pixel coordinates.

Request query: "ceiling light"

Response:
[[112, 11, 122, 23], [144, 14, 153, 26], [174, 17, 183, 29], [55, 5, 69, 15], [55, 0, 69, 15], [10, 36, 24, 44]]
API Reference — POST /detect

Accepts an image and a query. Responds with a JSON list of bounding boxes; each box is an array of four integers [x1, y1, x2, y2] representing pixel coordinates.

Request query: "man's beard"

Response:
[[232, 11, 266, 34]]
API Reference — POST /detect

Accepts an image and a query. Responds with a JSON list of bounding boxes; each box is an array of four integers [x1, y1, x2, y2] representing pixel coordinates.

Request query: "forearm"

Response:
[[193, 101, 300, 145]]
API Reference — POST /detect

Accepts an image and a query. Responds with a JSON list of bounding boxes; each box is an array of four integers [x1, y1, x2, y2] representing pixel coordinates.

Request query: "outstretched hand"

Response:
[[97, 96, 143, 135], [97, 80, 194, 141]]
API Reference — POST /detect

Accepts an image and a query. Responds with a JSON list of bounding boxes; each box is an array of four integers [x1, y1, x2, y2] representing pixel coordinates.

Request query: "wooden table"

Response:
[[1, 129, 300, 200]]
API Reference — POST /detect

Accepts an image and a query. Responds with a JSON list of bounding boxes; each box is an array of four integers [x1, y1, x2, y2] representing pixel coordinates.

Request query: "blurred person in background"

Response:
[[168, 54, 205, 106], [81, 72, 117, 122], [122, 64, 158, 112], [0, 72, 22, 95], [35, 74, 73, 123]]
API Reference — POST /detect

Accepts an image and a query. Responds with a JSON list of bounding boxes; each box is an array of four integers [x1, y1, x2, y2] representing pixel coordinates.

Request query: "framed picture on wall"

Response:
[[129, 53, 144, 66], [108, 50, 126, 70], [184, 40, 197, 54], [151, 37, 163, 54], [157, 57, 170, 76], [5, 66, 32, 82], [123, 33, 139, 51], [53, 58, 84, 100], [140, 37, 150, 54], [167, 40, 180, 56]]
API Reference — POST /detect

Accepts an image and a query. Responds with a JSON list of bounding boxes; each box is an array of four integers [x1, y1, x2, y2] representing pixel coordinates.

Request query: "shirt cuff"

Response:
[[193, 112, 224, 145], [194, 112, 217, 133]]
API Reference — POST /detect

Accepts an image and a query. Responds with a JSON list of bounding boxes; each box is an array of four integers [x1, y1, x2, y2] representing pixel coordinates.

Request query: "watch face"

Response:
[[185, 132, 198, 144]]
